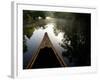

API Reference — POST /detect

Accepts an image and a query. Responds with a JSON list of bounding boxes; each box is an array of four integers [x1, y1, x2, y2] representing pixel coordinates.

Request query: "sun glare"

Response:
[[46, 16, 52, 20], [33, 23, 64, 48], [45, 23, 54, 33], [44, 23, 64, 44]]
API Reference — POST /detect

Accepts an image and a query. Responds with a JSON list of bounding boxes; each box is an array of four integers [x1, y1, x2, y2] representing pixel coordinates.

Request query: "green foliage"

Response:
[[23, 10, 91, 66], [23, 10, 47, 53], [23, 27, 35, 38]]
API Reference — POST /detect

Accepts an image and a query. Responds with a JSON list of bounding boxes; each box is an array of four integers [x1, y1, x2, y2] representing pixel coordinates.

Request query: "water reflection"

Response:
[[23, 10, 91, 68], [23, 23, 65, 68]]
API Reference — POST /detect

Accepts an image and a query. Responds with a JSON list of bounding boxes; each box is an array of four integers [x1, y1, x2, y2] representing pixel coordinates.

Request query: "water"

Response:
[[23, 23, 66, 69]]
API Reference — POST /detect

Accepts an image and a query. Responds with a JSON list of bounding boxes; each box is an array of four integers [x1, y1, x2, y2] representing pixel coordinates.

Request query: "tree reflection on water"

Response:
[[23, 10, 91, 67]]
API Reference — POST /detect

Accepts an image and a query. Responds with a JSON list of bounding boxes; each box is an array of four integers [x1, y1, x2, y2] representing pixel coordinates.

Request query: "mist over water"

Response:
[[23, 10, 91, 68]]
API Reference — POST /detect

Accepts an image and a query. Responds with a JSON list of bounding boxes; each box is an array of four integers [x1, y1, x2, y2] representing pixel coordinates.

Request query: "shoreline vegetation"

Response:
[[23, 10, 91, 68]]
